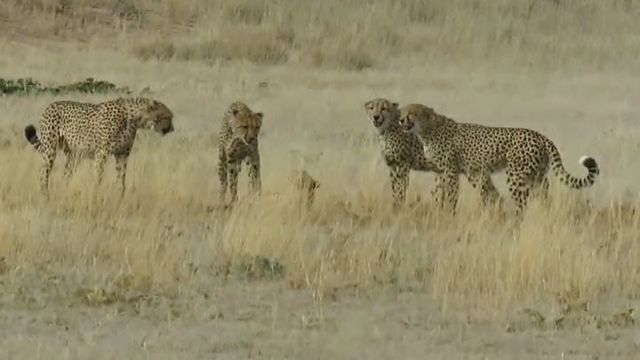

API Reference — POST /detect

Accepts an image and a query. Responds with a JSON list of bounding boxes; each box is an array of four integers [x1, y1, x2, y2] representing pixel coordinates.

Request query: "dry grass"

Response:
[[1, 1, 640, 358], [1, 40, 638, 310], [2, 0, 640, 70]]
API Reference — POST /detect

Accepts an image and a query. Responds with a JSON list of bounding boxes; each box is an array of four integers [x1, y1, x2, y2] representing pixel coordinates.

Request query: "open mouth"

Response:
[[400, 121, 414, 132], [242, 137, 255, 145], [372, 118, 384, 128]]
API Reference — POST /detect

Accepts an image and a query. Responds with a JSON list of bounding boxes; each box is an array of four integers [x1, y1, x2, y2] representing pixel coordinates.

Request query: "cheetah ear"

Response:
[[255, 112, 263, 120], [392, 102, 399, 109]]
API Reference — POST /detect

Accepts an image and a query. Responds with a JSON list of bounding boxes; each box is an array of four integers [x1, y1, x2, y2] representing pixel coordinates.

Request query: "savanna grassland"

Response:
[[1, 0, 640, 358]]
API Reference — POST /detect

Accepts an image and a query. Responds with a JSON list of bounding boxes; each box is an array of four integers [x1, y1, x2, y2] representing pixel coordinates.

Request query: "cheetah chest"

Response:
[[379, 138, 398, 164], [226, 139, 253, 162]]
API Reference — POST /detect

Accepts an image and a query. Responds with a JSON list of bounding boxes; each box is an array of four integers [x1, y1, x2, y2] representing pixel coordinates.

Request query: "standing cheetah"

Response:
[[398, 103, 599, 214], [364, 98, 434, 208], [217, 101, 263, 205], [24, 97, 174, 198]]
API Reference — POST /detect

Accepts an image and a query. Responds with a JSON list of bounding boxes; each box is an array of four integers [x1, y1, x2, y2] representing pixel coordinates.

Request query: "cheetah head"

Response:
[[399, 103, 437, 134], [364, 98, 400, 132], [227, 101, 263, 145], [139, 99, 174, 136]]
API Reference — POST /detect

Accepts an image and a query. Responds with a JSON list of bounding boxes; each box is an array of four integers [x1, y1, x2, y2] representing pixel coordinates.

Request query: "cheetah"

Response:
[[364, 98, 435, 208], [398, 103, 600, 214], [217, 101, 263, 205], [24, 97, 174, 198]]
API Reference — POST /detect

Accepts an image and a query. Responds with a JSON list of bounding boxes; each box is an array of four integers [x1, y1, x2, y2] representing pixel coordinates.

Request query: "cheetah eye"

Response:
[[381, 107, 387, 111]]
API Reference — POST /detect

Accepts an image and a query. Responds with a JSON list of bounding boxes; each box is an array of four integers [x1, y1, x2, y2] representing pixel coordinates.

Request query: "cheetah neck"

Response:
[[416, 114, 456, 140], [377, 121, 403, 136], [120, 97, 150, 129]]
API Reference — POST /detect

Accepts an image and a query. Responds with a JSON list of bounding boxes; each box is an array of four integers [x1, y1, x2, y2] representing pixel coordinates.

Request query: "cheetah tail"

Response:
[[24, 125, 42, 152], [546, 140, 599, 189]]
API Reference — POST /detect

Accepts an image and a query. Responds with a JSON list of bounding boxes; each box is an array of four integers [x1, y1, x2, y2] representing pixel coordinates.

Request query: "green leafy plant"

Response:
[[0, 77, 132, 96]]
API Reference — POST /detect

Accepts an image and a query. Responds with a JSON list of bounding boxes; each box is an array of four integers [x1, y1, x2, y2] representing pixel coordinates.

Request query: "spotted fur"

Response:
[[24, 97, 174, 198], [217, 101, 263, 205], [364, 98, 435, 208], [399, 103, 599, 214]]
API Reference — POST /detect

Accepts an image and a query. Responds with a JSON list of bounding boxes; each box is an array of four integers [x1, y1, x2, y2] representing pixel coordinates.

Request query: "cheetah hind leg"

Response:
[[40, 148, 57, 200], [390, 164, 410, 209], [432, 172, 459, 215], [506, 172, 533, 216], [532, 157, 550, 207], [532, 176, 550, 207]]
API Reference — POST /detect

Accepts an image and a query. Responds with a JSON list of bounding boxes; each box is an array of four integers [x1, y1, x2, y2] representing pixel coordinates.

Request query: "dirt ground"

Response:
[[2, 277, 640, 359]]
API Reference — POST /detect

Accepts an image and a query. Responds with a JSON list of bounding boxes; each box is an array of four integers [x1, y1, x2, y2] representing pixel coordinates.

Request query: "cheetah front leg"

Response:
[[227, 159, 242, 205], [63, 146, 78, 179], [114, 153, 129, 198], [217, 146, 228, 203], [247, 147, 262, 195], [430, 174, 443, 204], [63, 155, 77, 178], [433, 170, 459, 213], [390, 163, 410, 209], [93, 149, 108, 192]]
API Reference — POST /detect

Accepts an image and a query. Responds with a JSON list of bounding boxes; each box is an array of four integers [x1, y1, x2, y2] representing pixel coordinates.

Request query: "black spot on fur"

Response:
[[581, 157, 598, 171], [24, 125, 38, 143]]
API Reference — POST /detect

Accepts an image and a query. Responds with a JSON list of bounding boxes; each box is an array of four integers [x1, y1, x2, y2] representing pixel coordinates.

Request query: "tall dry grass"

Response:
[[2, 0, 640, 71], [0, 0, 639, 316]]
